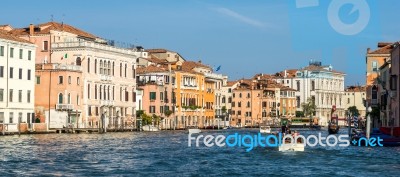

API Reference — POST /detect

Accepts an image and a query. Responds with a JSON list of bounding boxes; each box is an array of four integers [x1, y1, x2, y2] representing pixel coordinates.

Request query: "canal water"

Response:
[[1, 129, 399, 176]]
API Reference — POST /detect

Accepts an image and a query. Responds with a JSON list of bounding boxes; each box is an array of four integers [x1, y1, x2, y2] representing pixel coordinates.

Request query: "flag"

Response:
[[215, 65, 221, 71], [61, 53, 67, 60]]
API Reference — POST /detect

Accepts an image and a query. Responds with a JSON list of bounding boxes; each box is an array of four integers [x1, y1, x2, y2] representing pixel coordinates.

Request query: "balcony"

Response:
[[101, 100, 115, 106], [56, 104, 74, 110], [100, 75, 113, 82], [53, 64, 81, 71], [51, 39, 134, 55], [204, 72, 224, 80]]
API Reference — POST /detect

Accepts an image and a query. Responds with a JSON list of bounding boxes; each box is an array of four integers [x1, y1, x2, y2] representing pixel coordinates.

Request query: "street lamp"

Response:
[[366, 106, 372, 139]]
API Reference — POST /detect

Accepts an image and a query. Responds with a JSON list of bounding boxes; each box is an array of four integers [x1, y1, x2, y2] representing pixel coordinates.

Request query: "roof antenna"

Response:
[[51, 14, 54, 22]]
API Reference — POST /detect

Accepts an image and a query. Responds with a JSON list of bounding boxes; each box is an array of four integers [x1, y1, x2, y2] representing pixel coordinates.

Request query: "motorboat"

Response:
[[259, 126, 271, 134], [142, 125, 160, 132], [187, 126, 201, 134], [279, 143, 305, 152]]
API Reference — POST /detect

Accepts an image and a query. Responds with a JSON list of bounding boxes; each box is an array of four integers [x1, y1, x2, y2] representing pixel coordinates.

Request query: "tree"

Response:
[[347, 106, 359, 116], [164, 110, 173, 117], [221, 106, 227, 114], [301, 97, 316, 125], [141, 113, 152, 126]]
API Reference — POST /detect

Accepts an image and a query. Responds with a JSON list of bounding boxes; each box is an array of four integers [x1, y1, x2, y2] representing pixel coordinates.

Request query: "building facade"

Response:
[[344, 86, 366, 117], [0, 30, 36, 132], [11, 22, 137, 130]]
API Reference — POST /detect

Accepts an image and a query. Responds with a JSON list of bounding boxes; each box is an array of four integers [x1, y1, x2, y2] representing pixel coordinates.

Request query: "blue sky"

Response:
[[1, 0, 399, 86]]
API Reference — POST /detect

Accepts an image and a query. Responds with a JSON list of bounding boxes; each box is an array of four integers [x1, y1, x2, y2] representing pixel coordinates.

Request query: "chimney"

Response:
[[284, 70, 287, 78], [367, 48, 370, 53], [29, 24, 34, 36]]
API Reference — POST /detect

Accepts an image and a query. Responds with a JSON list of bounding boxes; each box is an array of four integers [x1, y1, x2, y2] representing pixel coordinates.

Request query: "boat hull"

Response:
[[279, 144, 305, 152]]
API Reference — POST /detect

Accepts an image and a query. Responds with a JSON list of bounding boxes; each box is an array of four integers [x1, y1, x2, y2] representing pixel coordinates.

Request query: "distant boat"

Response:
[[279, 143, 305, 152], [260, 126, 271, 134], [187, 126, 201, 134], [142, 125, 159, 132]]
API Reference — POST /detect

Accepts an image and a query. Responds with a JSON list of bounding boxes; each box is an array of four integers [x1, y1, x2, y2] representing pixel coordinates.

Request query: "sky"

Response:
[[1, 0, 400, 86]]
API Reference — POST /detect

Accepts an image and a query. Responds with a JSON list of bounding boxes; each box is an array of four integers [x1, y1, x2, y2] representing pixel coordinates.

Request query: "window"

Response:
[[88, 84, 91, 99], [27, 69, 31, 80], [239, 93, 242, 98], [125, 64, 127, 77], [9, 67, 13, 78], [228, 97, 232, 103], [347, 98, 350, 104], [76, 57, 82, 66], [0, 112, 3, 123], [233, 93, 235, 98], [9, 89, 13, 102], [43, 41, 48, 51], [9, 112, 14, 123], [237, 111, 241, 115], [372, 86, 378, 100], [28, 51, 32, 60], [222, 97, 226, 103], [94, 59, 97, 74], [232, 102, 235, 107], [77, 77, 80, 85], [296, 96, 300, 108], [88, 106, 92, 116], [120, 63, 122, 77], [58, 76, 63, 84], [36, 76, 40, 84], [68, 93, 71, 104], [18, 112, 22, 123], [238, 102, 241, 107], [95, 85, 98, 99], [296, 81, 300, 91], [149, 106, 156, 113], [160, 92, 164, 100], [150, 92, 156, 100], [68, 76, 71, 84], [58, 93, 63, 104], [27, 90, 31, 103], [372, 61, 378, 72], [0, 66, 3, 77], [19, 49, 23, 59], [0, 89, 3, 102], [10, 47, 14, 58], [18, 68, 22, 79], [0, 46, 4, 56], [228, 88, 232, 93], [246, 101, 250, 108], [87, 58, 91, 73], [311, 80, 315, 91], [132, 65, 135, 78], [160, 106, 164, 113], [390, 75, 397, 90], [18, 90, 22, 102], [262, 101, 267, 108]]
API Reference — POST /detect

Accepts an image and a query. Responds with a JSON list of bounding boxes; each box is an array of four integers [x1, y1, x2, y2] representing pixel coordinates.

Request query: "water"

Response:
[[1, 129, 400, 176]]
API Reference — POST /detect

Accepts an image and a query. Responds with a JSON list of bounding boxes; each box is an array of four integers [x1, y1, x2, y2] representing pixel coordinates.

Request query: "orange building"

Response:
[[366, 42, 393, 107], [35, 63, 83, 128]]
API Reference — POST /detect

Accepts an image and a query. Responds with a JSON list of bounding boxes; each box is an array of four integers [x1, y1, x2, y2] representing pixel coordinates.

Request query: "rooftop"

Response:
[[0, 29, 33, 44]]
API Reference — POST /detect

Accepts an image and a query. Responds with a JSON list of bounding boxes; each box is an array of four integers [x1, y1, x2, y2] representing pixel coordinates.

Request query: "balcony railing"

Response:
[[100, 75, 113, 81], [101, 100, 115, 106], [56, 104, 74, 110], [53, 64, 81, 71], [204, 72, 224, 80], [51, 39, 133, 55]]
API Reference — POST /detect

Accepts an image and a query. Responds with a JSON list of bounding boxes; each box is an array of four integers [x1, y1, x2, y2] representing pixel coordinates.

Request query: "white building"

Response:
[[274, 61, 346, 126], [0, 30, 36, 132], [344, 86, 366, 118]]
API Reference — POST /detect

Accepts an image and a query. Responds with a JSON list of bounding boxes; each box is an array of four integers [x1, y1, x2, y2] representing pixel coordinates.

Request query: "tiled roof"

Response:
[[345, 86, 366, 92], [368, 43, 393, 54], [10, 22, 97, 39], [145, 49, 169, 53], [181, 61, 211, 72], [226, 81, 239, 87], [136, 65, 169, 74], [0, 29, 33, 44]]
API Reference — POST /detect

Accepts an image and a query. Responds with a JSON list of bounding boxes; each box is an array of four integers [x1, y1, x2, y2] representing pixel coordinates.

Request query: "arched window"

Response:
[[94, 85, 97, 99], [87, 58, 90, 73], [103, 85, 107, 100], [247, 101, 250, 107], [222, 97, 226, 103], [108, 61, 111, 75], [94, 59, 97, 74], [247, 93, 250, 98], [58, 93, 63, 104], [112, 62, 115, 76], [87, 84, 90, 99], [76, 57, 82, 66], [100, 60, 103, 74], [99, 85, 102, 100]]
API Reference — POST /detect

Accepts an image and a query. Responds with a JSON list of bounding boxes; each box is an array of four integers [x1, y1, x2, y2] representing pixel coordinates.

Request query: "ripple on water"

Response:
[[1, 129, 400, 176]]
